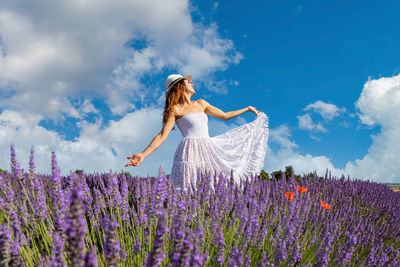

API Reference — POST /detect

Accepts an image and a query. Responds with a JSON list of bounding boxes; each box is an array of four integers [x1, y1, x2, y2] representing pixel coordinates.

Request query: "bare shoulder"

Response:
[[196, 99, 210, 108], [169, 105, 180, 117]]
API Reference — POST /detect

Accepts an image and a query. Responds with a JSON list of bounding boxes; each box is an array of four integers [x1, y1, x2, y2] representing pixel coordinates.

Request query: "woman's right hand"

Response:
[[125, 153, 145, 167]]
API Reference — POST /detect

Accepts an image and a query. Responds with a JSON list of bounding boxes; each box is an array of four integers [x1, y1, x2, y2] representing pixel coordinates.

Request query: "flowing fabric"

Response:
[[171, 111, 269, 189]]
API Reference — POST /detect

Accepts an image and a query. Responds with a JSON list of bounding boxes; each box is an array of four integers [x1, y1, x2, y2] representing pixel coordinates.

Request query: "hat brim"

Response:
[[183, 74, 192, 82], [166, 74, 192, 91]]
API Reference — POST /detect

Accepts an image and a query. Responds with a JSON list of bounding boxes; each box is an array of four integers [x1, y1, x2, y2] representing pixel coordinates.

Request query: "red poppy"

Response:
[[297, 185, 308, 193], [320, 200, 331, 210], [284, 192, 295, 201]]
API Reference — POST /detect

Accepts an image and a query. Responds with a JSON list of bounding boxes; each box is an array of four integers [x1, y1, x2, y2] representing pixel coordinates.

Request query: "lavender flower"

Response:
[[104, 218, 120, 266], [107, 171, 122, 209], [244, 256, 251, 266], [169, 201, 186, 265], [29, 146, 35, 174], [51, 151, 66, 233], [93, 188, 106, 219], [10, 144, 17, 175], [213, 227, 225, 265], [0, 224, 11, 265], [80, 173, 93, 215], [84, 246, 98, 267], [33, 176, 48, 221], [46, 231, 66, 266], [66, 183, 86, 267], [146, 211, 168, 266], [13, 154, 23, 181], [257, 251, 270, 267], [177, 230, 194, 267], [120, 173, 130, 221], [9, 239, 24, 266], [228, 243, 243, 267]]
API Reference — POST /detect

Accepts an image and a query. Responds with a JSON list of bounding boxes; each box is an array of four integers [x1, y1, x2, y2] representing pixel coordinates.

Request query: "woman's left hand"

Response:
[[248, 106, 262, 115]]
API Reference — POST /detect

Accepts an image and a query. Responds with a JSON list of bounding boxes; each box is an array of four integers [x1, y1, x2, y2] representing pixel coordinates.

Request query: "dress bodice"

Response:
[[176, 112, 210, 138]]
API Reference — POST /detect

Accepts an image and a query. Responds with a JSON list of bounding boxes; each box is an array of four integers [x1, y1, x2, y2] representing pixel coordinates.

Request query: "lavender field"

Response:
[[1, 145, 399, 267]]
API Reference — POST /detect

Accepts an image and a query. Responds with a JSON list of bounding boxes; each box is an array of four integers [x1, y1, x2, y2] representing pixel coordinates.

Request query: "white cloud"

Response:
[[264, 125, 341, 177], [304, 100, 346, 121], [0, 0, 243, 118], [356, 75, 400, 127], [342, 74, 400, 183], [0, 108, 182, 176], [297, 113, 327, 132], [277, 74, 400, 183]]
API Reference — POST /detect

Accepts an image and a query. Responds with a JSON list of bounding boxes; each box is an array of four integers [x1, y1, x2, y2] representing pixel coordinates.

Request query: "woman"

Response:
[[125, 74, 269, 189]]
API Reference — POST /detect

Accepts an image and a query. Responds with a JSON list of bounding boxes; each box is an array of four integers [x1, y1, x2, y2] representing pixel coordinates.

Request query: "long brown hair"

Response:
[[162, 79, 187, 130]]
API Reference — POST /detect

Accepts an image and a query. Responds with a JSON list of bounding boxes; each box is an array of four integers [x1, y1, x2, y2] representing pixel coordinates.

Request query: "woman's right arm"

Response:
[[125, 111, 176, 167]]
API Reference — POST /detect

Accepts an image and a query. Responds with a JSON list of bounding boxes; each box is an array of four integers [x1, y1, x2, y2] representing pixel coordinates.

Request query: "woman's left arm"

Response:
[[200, 99, 260, 121]]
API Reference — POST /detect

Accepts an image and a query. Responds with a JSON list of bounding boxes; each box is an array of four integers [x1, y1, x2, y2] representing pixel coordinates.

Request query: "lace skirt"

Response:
[[171, 112, 269, 189]]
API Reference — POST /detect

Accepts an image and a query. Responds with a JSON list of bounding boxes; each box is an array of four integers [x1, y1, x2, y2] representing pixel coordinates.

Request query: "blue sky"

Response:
[[199, 0, 400, 166], [0, 0, 399, 183]]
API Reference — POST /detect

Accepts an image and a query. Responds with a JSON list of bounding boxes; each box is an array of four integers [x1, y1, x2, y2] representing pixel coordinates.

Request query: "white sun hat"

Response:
[[164, 74, 192, 93]]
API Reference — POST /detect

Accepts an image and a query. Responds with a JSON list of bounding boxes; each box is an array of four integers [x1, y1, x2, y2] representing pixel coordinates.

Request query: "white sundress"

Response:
[[170, 111, 269, 189]]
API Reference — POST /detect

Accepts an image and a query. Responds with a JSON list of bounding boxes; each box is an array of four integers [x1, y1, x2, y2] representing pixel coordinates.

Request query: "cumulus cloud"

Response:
[[0, 0, 242, 118], [288, 74, 400, 183], [297, 100, 347, 139], [264, 125, 341, 177], [297, 113, 327, 132], [0, 108, 183, 176], [342, 74, 400, 183], [304, 100, 346, 121]]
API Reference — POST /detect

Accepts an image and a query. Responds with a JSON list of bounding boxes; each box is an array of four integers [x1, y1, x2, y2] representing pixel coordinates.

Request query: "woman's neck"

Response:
[[183, 93, 192, 104]]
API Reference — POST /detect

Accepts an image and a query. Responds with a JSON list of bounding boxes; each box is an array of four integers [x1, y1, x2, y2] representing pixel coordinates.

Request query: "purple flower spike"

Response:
[[107, 171, 122, 209], [93, 188, 106, 219], [146, 210, 168, 266], [104, 218, 120, 266], [84, 246, 98, 267], [214, 227, 225, 265], [120, 173, 130, 221], [256, 251, 270, 267], [66, 183, 86, 267], [10, 144, 17, 175], [10, 146, 23, 181], [177, 230, 194, 267], [33, 176, 47, 221], [0, 224, 12, 265], [228, 243, 243, 267], [51, 152, 66, 232], [29, 146, 35, 174], [47, 231, 66, 266], [9, 238, 24, 266]]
